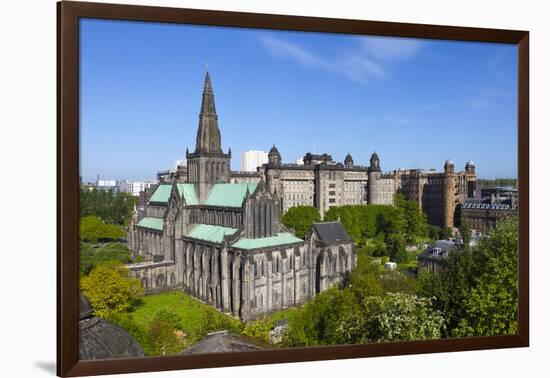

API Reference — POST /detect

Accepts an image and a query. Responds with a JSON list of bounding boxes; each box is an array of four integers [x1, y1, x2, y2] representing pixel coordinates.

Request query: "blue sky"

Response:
[[80, 18, 518, 182]]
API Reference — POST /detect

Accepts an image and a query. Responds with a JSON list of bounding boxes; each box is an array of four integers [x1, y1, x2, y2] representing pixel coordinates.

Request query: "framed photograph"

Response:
[[57, 1, 529, 376]]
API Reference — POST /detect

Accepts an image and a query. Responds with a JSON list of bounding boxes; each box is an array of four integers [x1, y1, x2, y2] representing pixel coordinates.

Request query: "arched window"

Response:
[[170, 273, 176, 285], [141, 278, 148, 289], [156, 274, 165, 287]]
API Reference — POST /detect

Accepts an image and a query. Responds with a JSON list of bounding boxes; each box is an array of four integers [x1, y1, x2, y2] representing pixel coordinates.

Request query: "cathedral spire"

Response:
[[195, 71, 222, 154]]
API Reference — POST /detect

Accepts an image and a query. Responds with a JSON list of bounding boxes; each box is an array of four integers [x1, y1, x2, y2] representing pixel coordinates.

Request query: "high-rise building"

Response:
[[117, 180, 155, 197], [240, 150, 268, 172]]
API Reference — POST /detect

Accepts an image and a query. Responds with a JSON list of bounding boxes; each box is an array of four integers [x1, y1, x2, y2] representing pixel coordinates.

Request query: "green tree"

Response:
[[80, 188, 137, 225], [419, 219, 518, 337], [147, 309, 185, 356], [281, 206, 321, 239], [386, 233, 407, 263], [395, 193, 428, 243], [460, 219, 471, 251], [80, 215, 125, 243], [241, 317, 273, 343], [79, 242, 133, 275], [439, 226, 453, 239], [80, 261, 142, 318]]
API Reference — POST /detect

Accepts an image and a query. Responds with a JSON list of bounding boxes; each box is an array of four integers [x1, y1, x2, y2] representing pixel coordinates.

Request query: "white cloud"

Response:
[[360, 36, 424, 61], [384, 114, 410, 125], [259, 36, 324, 68], [259, 34, 422, 84]]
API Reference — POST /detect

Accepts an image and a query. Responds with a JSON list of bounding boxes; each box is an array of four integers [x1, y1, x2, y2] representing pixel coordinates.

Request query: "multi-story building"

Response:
[[127, 72, 356, 321], [95, 176, 118, 192], [460, 196, 517, 234], [262, 149, 476, 227], [240, 150, 268, 172], [117, 180, 155, 197]]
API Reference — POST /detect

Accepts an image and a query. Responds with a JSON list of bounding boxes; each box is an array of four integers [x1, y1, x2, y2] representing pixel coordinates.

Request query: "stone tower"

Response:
[[465, 160, 477, 198], [443, 159, 456, 229], [186, 71, 231, 201], [367, 152, 382, 204], [344, 153, 354, 168]]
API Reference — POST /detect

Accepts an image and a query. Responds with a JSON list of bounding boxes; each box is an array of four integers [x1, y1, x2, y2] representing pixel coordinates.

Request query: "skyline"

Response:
[[80, 18, 518, 182]]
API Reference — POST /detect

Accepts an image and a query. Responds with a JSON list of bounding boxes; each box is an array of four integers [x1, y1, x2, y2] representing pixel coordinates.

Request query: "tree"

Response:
[[80, 215, 125, 243], [440, 226, 454, 239], [147, 309, 185, 356], [281, 206, 321, 239], [80, 261, 142, 318], [385, 233, 407, 263], [395, 193, 428, 243], [79, 242, 133, 275], [419, 219, 518, 337], [460, 219, 471, 251], [452, 219, 518, 336], [80, 188, 137, 225]]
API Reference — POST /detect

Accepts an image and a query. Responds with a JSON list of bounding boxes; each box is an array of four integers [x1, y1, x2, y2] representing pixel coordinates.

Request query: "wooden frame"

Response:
[[57, 1, 529, 376]]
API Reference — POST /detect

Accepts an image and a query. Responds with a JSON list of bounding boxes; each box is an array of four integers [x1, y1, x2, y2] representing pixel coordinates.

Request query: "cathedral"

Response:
[[127, 72, 356, 321]]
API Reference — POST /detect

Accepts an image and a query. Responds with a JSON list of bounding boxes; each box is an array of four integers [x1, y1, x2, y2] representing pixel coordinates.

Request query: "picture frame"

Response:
[[57, 1, 529, 376]]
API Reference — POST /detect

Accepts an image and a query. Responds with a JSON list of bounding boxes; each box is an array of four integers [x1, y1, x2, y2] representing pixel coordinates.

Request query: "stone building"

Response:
[[460, 196, 517, 234], [262, 147, 476, 227], [127, 72, 356, 321], [417, 240, 458, 274]]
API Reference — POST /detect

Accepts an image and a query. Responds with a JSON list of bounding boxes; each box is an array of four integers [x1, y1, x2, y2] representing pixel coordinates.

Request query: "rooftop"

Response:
[[204, 183, 258, 207], [232, 233, 303, 250], [312, 221, 353, 243], [136, 217, 164, 231], [180, 331, 263, 355], [186, 224, 239, 244], [148, 183, 172, 204]]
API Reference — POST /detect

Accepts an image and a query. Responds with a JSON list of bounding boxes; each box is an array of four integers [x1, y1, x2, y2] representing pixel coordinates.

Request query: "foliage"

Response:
[[282, 286, 444, 346], [241, 317, 273, 343], [80, 261, 142, 318], [440, 227, 454, 240], [106, 313, 151, 354], [395, 193, 428, 243], [324, 198, 428, 249], [385, 233, 407, 263], [281, 206, 321, 239], [147, 309, 186, 356], [460, 219, 471, 251], [129, 292, 240, 345], [194, 308, 242, 342], [281, 261, 442, 347], [80, 215, 125, 243], [418, 219, 518, 337], [380, 270, 418, 295], [79, 242, 133, 275], [477, 178, 517, 188], [80, 188, 137, 225]]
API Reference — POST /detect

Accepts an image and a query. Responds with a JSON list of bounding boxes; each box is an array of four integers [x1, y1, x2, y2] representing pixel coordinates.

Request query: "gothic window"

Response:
[[170, 273, 176, 285], [156, 274, 165, 287], [141, 278, 148, 289], [261, 259, 265, 276]]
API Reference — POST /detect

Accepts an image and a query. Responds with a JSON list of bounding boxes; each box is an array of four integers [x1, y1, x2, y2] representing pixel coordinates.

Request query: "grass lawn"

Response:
[[131, 291, 239, 336]]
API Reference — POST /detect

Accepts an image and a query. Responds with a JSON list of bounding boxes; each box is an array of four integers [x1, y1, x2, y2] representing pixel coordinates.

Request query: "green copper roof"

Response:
[[232, 233, 303, 250], [177, 183, 199, 205], [204, 183, 258, 208], [186, 224, 238, 244], [148, 184, 172, 204], [136, 217, 164, 231]]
